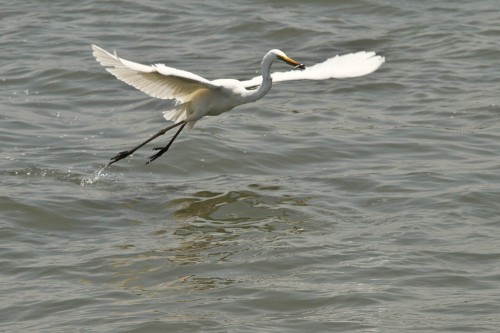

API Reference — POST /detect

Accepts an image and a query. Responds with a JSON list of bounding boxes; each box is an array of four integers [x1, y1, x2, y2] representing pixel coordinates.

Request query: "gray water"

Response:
[[2, 0, 500, 332]]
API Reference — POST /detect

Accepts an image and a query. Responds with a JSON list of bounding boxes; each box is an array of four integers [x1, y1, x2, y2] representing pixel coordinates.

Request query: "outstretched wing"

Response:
[[92, 44, 221, 103], [242, 51, 385, 89]]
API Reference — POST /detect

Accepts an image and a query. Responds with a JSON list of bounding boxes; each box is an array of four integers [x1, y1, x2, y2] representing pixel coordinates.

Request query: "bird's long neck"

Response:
[[244, 56, 274, 103]]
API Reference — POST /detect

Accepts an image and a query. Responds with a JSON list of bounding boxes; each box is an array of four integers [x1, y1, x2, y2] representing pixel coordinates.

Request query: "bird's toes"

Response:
[[109, 150, 130, 165], [146, 154, 158, 165], [115, 151, 131, 159], [146, 149, 166, 164]]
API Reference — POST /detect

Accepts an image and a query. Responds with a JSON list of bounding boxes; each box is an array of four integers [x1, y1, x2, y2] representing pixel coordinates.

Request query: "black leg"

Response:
[[107, 121, 186, 166], [146, 122, 187, 164]]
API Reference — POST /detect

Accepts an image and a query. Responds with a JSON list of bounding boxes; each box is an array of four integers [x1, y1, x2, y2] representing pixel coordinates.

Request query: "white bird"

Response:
[[91, 44, 384, 165]]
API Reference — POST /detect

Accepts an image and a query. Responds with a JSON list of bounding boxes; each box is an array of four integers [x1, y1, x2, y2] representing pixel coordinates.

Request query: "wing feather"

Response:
[[242, 51, 385, 89], [91, 44, 221, 103]]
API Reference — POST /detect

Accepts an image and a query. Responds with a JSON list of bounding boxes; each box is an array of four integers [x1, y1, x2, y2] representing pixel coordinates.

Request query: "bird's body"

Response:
[[93, 46, 298, 129], [91, 44, 384, 165]]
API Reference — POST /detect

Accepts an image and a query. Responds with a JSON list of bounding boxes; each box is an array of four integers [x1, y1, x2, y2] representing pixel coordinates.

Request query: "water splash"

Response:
[[80, 165, 108, 186]]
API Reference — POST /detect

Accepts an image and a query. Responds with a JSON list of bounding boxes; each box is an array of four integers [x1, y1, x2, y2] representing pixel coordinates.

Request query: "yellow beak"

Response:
[[278, 55, 306, 69]]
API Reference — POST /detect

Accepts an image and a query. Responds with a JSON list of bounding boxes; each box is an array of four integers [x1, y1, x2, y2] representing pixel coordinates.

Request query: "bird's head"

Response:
[[269, 49, 306, 70]]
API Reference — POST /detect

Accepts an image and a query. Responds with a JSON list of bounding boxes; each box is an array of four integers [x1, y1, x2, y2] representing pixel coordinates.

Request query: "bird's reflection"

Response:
[[108, 186, 309, 293], [171, 189, 307, 223]]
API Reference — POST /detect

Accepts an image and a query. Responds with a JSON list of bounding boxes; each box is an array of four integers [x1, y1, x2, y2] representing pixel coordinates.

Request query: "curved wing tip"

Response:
[[91, 43, 102, 52], [369, 54, 386, 72], [367, 52, 386, 67], [375, 54, 385, 64]]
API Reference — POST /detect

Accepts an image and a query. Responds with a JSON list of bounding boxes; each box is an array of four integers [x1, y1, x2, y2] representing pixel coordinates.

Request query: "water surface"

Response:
[[1, 0, 500, 332]]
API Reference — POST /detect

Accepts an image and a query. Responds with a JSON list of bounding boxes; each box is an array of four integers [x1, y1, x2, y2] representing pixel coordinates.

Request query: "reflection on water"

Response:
[[170, 188, 308, 223], [107, 187, 309, 293]]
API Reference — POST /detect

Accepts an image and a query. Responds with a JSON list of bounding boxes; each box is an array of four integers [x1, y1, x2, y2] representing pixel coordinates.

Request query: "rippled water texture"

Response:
[[2, 0, 500, 332]]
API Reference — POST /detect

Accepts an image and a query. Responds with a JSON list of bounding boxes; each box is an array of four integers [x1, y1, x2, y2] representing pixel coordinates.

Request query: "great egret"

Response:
[[91, 44, 384, 165]]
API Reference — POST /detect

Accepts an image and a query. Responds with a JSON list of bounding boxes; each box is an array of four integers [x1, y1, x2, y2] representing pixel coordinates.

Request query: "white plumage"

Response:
[[91, 44, 385, 165], [241, 51, 385, 88]]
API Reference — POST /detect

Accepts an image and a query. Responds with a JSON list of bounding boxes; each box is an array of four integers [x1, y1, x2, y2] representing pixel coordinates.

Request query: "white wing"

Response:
[[242, 51, 385, 89], [91, 44, 221, 103]]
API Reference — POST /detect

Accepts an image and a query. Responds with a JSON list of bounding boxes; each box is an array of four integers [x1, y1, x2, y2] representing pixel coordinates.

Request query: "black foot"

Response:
[[146, 147, 168, 164], [108, 150, 131, 166]]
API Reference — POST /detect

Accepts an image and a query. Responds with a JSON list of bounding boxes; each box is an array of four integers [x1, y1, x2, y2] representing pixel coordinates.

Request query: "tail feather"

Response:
[[163, 102, 196, 128]]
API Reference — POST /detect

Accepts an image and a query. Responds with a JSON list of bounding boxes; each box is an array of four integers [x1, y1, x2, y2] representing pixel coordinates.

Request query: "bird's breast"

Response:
[[189, 88, 238, 119]]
